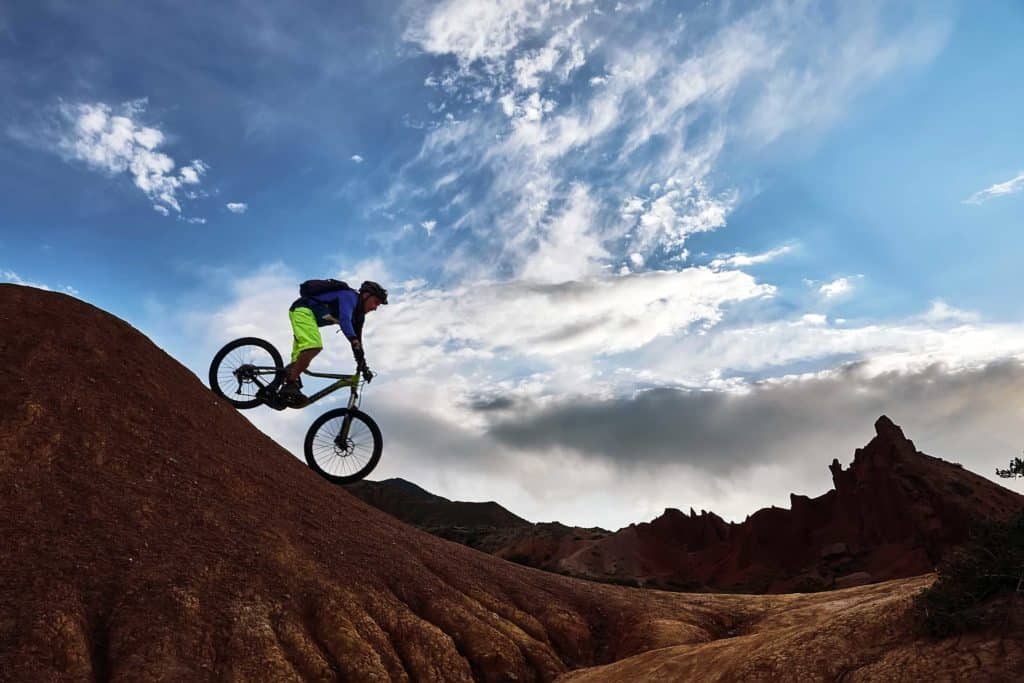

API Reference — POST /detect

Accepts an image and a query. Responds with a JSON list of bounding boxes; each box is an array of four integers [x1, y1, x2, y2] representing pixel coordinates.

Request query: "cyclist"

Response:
[[280, 280, 388, 404]]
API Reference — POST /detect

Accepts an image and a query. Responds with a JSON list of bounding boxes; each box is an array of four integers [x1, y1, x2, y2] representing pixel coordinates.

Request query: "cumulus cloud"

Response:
[[819, 277, 854, 298], [963, 171, 1024, 205], [351, 154, 365, 163], [226, 202, 248, 214], [49, 99, 208, 214]]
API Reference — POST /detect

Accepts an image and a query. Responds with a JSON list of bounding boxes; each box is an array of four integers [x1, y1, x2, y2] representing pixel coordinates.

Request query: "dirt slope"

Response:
[[1, 283, 1021, 682], [355, 420, 1023, 593], [560, 576, 1023, 682]]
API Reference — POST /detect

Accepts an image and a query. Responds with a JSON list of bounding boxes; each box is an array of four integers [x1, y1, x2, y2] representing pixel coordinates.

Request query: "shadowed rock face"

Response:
[[351, 421, 1023, 594], [2, 283, 1022, 682]]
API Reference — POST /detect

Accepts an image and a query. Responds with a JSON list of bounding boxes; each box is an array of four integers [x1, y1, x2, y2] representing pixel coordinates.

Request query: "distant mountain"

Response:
[[346, 478, 531, 531], [353, 416, 1024, 593]]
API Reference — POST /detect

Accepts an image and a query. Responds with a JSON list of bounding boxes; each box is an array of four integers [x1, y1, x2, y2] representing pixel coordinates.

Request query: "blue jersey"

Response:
[[306, 289, 360, 340]]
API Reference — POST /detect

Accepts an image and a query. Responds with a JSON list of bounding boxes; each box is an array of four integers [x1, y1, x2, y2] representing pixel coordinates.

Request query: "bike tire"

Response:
[[304, 408, 383, 484], [208, 337, 284, 409]]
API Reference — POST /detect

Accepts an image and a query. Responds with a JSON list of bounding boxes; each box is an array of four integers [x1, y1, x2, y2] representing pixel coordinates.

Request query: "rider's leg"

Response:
[[288, 306, 324, 388], [287, 347, 321, 383]]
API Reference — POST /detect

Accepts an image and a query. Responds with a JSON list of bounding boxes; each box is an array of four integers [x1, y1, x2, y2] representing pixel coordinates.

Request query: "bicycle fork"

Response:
[[334, 387, 360, 449]]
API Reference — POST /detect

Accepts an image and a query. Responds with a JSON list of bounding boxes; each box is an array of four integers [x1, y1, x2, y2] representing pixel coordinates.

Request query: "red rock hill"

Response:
[[352, 421, 1023, 593]]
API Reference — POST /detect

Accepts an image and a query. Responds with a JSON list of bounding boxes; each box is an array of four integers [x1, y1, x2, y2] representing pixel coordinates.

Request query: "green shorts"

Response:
[[288, 307, 323, 362]]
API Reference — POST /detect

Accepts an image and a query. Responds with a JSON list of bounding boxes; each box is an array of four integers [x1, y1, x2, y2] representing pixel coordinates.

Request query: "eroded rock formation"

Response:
[[352, 420, 1023, 593]]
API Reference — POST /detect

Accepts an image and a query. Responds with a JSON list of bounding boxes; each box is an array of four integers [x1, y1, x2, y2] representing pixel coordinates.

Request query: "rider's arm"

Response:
[[334, 290, 359, 340]]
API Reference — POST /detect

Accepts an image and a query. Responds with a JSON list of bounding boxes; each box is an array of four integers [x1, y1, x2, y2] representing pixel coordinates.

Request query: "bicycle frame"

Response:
[[301, 369, 362, 410], [247, 366, 362, 409], [302, 369, 364, 444], [244, 363, 364, 442]]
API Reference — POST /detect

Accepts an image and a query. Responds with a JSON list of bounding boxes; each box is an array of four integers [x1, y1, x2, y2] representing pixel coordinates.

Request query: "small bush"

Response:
[[913, 512, 1024, 637]]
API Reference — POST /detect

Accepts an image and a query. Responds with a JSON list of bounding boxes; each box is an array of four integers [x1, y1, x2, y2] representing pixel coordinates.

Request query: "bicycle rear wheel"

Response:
[[208, 337, 284, 409], [304, 408, 382, 484]]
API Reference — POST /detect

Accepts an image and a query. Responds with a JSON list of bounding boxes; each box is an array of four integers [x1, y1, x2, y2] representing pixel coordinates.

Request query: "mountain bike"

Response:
[[208, 337, 382, 484]]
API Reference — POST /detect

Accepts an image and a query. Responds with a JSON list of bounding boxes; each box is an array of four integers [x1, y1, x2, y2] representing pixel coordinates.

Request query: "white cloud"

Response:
[[709, 244, 794, 269], [225, 202, 248, 214], [819, 277, 854, 298], [153, 205, 170, 216], [627, 179, 737, 255], [919, 299, 979, 324], [801, 313, 828, 326], [636, 307, 1024, 387], [52, 99, 209, 215], [421, 220, 437, 236], [520, 184, 606, 282], [351, 154, 365, 163], [183, 217, 207, 225], [963, 171, 1024, 205], [2, 269, 79, 295], [405, 0, 567, 66]]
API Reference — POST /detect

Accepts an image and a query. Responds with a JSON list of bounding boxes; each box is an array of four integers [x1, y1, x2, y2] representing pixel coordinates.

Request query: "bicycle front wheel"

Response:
[[304, 408, 382, 484], [208, 337, 284, 409]]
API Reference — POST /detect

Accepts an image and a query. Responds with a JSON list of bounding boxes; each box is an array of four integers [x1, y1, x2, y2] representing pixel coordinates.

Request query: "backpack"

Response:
[[299, 279, 351, 298]]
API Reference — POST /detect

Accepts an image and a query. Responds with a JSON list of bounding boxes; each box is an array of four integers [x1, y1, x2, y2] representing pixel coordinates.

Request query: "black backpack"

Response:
[[299, 279, 351, 298]]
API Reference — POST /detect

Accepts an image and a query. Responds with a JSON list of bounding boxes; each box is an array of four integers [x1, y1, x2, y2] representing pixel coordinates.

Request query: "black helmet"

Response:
[[359, 280, 388, 304]]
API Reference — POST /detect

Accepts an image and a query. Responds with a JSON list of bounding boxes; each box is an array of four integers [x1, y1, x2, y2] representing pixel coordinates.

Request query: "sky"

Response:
[[3, 0, 1024, 530]]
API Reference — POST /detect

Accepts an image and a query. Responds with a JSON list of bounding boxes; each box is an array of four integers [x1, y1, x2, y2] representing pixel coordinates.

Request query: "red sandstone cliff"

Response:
[[352, 417, 1023, 593]]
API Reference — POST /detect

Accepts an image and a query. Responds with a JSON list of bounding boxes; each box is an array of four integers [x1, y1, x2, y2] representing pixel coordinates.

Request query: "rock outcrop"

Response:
[[353, 420, 1023, 593]]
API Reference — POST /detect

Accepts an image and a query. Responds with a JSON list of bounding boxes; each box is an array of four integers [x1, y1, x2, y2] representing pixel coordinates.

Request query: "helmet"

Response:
[[359, 280, 389, 304]]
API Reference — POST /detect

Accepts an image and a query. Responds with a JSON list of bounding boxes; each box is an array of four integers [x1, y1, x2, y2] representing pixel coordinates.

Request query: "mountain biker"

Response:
[[280, 280, 388, 405]]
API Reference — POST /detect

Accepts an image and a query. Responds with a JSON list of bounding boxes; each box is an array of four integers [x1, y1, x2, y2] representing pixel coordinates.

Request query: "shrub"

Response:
[[996, 456, 1024, 479], [913, 512, 1024, 637]]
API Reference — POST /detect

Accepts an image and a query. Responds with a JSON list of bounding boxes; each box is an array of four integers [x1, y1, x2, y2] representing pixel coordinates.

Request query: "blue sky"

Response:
[[3, 0, 1023, 528]]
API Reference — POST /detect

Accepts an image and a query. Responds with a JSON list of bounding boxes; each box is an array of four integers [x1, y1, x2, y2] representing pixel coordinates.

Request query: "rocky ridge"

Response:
[[351, 420, 1023, 593]]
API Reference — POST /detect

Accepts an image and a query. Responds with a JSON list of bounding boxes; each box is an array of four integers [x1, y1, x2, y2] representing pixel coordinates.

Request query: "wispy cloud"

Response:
[[46, 99, 209, 215], [350, 154, 365, 163], [394, 1, 950, 283], [2, 269, 78, 295], [225, 202, 248, 214], [963, 171, 1024, 205], [709, 245, 794, 270]]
